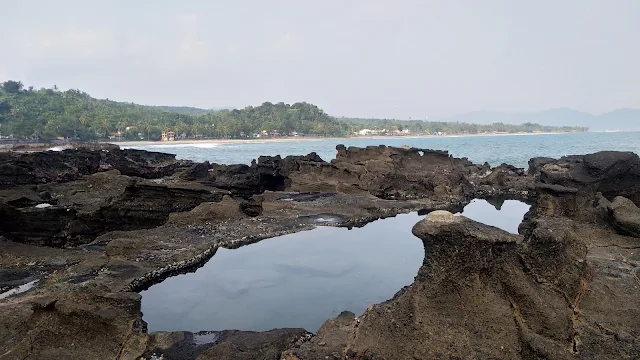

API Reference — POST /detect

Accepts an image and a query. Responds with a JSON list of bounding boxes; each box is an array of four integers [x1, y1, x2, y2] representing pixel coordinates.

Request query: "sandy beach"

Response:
[[114, 132, 567, 147]]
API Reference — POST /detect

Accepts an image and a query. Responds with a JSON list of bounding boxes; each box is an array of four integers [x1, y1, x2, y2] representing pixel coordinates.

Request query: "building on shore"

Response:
[[161, 131, 176, 141]]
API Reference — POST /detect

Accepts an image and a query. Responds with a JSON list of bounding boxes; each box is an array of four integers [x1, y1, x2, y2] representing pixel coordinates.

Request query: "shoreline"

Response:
[[114, 131, 576, 147]]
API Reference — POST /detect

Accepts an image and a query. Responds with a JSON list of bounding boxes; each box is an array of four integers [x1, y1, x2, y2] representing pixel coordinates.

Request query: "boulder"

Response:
[[529, 151, 640, 222], [607, 196, 640, 237], [536, 151, 640, 205]]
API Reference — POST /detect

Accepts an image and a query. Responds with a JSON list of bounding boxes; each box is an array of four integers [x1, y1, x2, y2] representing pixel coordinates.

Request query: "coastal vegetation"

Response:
[[0, 80, 588, 141]]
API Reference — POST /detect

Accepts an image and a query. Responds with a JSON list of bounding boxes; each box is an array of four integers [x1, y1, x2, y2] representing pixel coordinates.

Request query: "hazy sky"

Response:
[[1, 0, 638, 118]]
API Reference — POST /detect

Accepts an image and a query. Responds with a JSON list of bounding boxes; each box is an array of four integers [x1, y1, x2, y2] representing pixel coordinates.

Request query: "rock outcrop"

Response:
[[528, 151, 640, 223], [0, 173, 226, 247], [598, 195, 640, 237], [0, 147, 188, 190], [285, 210, 639, 359], [1, 146, 639, 360], [203, 153, 325, 198], [289, 145, 531, 200]]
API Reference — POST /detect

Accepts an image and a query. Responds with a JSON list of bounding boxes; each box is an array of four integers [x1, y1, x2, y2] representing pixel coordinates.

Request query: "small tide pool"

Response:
[[141, 213, 425, 333], [140, 198, 530, 333], [455, 198, 531, 234]]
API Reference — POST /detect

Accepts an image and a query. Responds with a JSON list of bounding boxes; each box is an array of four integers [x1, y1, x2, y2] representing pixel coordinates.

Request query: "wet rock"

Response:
[[0, 269, 37, 289]]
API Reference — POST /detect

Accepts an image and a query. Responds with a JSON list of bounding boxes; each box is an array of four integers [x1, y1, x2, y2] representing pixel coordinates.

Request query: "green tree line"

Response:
[[0, 80, 349, 141], [0, 80, 587, 142], [343, 117, 588, 135]]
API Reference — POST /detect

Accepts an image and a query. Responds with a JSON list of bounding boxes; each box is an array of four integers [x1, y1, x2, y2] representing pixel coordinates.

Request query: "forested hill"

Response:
[[0, 80, 587, 141], [0, 81, 349, 140]]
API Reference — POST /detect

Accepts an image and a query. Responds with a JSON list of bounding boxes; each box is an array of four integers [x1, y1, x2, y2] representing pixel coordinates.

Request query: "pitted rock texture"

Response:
[[1, 146, 639, 360], [0, 147, 187, 190], [289, 145, 531, 200], [284, 211, 639, 359]]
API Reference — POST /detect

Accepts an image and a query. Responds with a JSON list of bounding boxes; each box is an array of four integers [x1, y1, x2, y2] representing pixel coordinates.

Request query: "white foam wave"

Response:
[[142, 143, 221, 149], [47, 145, 72, 152]]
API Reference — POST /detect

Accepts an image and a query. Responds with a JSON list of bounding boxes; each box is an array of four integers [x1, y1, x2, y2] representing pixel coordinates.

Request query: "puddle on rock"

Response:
[[456, 198, 531, 234], [0, 280, 38, 300], [193, 332, 220, 345], [141, 213, 425, 333]]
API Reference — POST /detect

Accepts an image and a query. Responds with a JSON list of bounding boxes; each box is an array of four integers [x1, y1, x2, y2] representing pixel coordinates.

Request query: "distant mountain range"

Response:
[[151, 106, 236, 115], [434, 108, 640, 131]]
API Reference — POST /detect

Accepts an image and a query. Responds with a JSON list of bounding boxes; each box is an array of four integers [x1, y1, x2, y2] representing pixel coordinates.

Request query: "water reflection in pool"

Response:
[[456, 198, 531, 234], [141, 198, 531, 333], [142, 213, 425, 333]]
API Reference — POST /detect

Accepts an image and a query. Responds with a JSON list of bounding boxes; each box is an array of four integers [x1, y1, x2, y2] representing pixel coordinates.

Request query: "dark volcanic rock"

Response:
[[289, 145, 532, 200], [534, 151, 640, 203], [239, 196, 264, 217], [180, 161, 211, 181], [205, 153, 325, 198], [0, 149, 101, 189], [0, 181, 225, 247], [0, 147, 187, 190], [529, 151, 640, 222], [102, 148, 186, 178], [1, 146, 638, 360]]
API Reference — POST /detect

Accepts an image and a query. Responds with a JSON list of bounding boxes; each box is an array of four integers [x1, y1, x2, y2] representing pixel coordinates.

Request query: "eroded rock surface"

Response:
[[285, 211, 639, 359], [530, 151, 640, 221], [0, 146, 188, 190], [0, 146, 638, 360], [289, 145, 531, 200]]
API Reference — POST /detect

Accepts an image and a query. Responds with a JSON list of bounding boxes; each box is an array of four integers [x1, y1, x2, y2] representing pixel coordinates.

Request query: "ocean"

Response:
[[125, 131, 640, 168]]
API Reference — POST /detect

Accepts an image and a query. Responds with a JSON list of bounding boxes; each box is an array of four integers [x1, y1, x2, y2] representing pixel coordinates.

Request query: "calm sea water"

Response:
[[142, 200, 530, 333], [125, 132, 640, 168]]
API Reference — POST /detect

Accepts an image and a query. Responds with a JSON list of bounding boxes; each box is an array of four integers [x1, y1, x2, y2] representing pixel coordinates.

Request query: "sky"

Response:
[[1, 0, 639, 118]]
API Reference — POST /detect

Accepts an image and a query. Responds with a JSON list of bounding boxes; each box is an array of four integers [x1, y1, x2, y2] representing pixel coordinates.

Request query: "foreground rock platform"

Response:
[[0, 145, 638, 359]]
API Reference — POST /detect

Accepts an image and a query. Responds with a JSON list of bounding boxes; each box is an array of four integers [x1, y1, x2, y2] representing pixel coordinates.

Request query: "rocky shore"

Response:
[[0, 145, 638, 359]]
